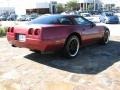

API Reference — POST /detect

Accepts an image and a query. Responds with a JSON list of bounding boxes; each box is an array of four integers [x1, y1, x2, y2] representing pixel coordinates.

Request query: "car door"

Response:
[[74, 16, 101, 45]]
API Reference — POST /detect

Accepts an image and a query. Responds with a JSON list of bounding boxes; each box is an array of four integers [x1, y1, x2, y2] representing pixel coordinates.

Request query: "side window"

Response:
[[59, 18, 73, 25], [74, 17, 90, 25]]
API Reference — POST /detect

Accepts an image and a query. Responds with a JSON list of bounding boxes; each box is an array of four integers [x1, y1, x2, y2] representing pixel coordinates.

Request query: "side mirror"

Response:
[[90, 22, 96, 27]]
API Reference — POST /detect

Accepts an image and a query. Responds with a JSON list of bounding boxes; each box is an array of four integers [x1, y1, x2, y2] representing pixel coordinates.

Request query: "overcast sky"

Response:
[[0, 0, 68, 8], [0, 0, 120, 8], [0, 0, 68, 3], [0, 0, 120, 4]]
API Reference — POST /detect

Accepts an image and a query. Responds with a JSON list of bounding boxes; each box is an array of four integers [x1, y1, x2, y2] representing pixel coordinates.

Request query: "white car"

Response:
[[80, 13, 100, 23]]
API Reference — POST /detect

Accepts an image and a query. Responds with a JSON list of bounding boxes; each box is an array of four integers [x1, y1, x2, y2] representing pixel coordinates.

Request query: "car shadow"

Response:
[[24, 40, 120, 75]]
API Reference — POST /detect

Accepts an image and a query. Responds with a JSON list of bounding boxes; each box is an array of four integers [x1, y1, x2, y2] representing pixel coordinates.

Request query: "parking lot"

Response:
[[0, 23, 120, 90]]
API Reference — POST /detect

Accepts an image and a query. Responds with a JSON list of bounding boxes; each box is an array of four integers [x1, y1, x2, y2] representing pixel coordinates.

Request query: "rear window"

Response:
[[29, 15, 59, 24]]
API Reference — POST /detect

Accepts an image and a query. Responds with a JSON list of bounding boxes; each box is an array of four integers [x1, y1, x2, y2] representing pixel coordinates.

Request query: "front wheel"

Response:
[[100, 30, 110, 45], [63, 35, 80, 58]]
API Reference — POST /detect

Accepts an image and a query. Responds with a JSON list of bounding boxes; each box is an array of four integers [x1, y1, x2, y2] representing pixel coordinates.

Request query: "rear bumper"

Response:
[[7, 34, 64, 52]]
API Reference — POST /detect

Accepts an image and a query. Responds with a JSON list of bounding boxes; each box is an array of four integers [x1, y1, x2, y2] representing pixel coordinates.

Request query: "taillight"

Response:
[[34, 29, 40, 35], [7, 27, 10, 32], [7, 27, 14, 33], [28, 28, 34, 35], [11, 27, 14, 32]]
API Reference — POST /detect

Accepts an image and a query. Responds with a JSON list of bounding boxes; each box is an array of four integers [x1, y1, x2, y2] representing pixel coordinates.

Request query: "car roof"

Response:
[[39, 14, 80, 18]]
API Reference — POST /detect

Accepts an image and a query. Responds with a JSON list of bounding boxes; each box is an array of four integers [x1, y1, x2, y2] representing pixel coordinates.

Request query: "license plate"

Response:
[[18, 34, 26, 42]]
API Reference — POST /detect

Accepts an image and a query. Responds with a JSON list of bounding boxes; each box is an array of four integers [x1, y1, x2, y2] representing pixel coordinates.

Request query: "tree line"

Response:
[[56, 0, 94, 13]]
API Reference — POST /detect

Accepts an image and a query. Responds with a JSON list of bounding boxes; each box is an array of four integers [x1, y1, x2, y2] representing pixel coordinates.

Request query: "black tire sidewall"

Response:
[[101, 30, 110, 45], [63, 35, 80, 58]]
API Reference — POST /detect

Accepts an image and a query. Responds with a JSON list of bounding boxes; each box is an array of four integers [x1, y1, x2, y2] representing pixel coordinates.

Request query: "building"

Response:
[[78, 0, 117, 12], [15, 1, 57, 15], [0, 0, 119, 15], [0, 7, 15, 15], [0, 0, 57, 15], [0, 1, 15, 15], [25, 1, 57, 14], [78, 0, 102, 11], [100, 0, 116, 11]]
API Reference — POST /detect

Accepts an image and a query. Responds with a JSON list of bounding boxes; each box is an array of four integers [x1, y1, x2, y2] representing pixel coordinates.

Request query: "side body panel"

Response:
[[7, 24, 105, 52]]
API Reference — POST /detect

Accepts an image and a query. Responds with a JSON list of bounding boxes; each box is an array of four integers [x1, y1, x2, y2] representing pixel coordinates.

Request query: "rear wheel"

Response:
[[30, 49, 41, 53], [63, 35, 80, 58]]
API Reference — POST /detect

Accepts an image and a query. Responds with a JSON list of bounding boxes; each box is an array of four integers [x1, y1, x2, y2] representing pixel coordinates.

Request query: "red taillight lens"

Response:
[[7, 27, 10, 32], [11, 27, 14, 32], [28, 28, 34, 35], [34, 29, 40, 35], [7, 27, 14, 33]]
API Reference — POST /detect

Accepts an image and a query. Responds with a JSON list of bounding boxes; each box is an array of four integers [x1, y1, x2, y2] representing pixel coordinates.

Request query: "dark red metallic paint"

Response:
[[7, 16, 105, 52]]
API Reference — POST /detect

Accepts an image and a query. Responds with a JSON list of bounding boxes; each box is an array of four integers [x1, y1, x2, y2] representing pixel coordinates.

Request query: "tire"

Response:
[[30, 49, 41, 53], [63, 35, 80, 58], [100, 29, 110, 45]]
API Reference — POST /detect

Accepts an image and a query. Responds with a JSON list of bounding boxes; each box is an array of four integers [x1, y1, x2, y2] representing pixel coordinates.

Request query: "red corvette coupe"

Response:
[[7, 15, 110, 58]]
